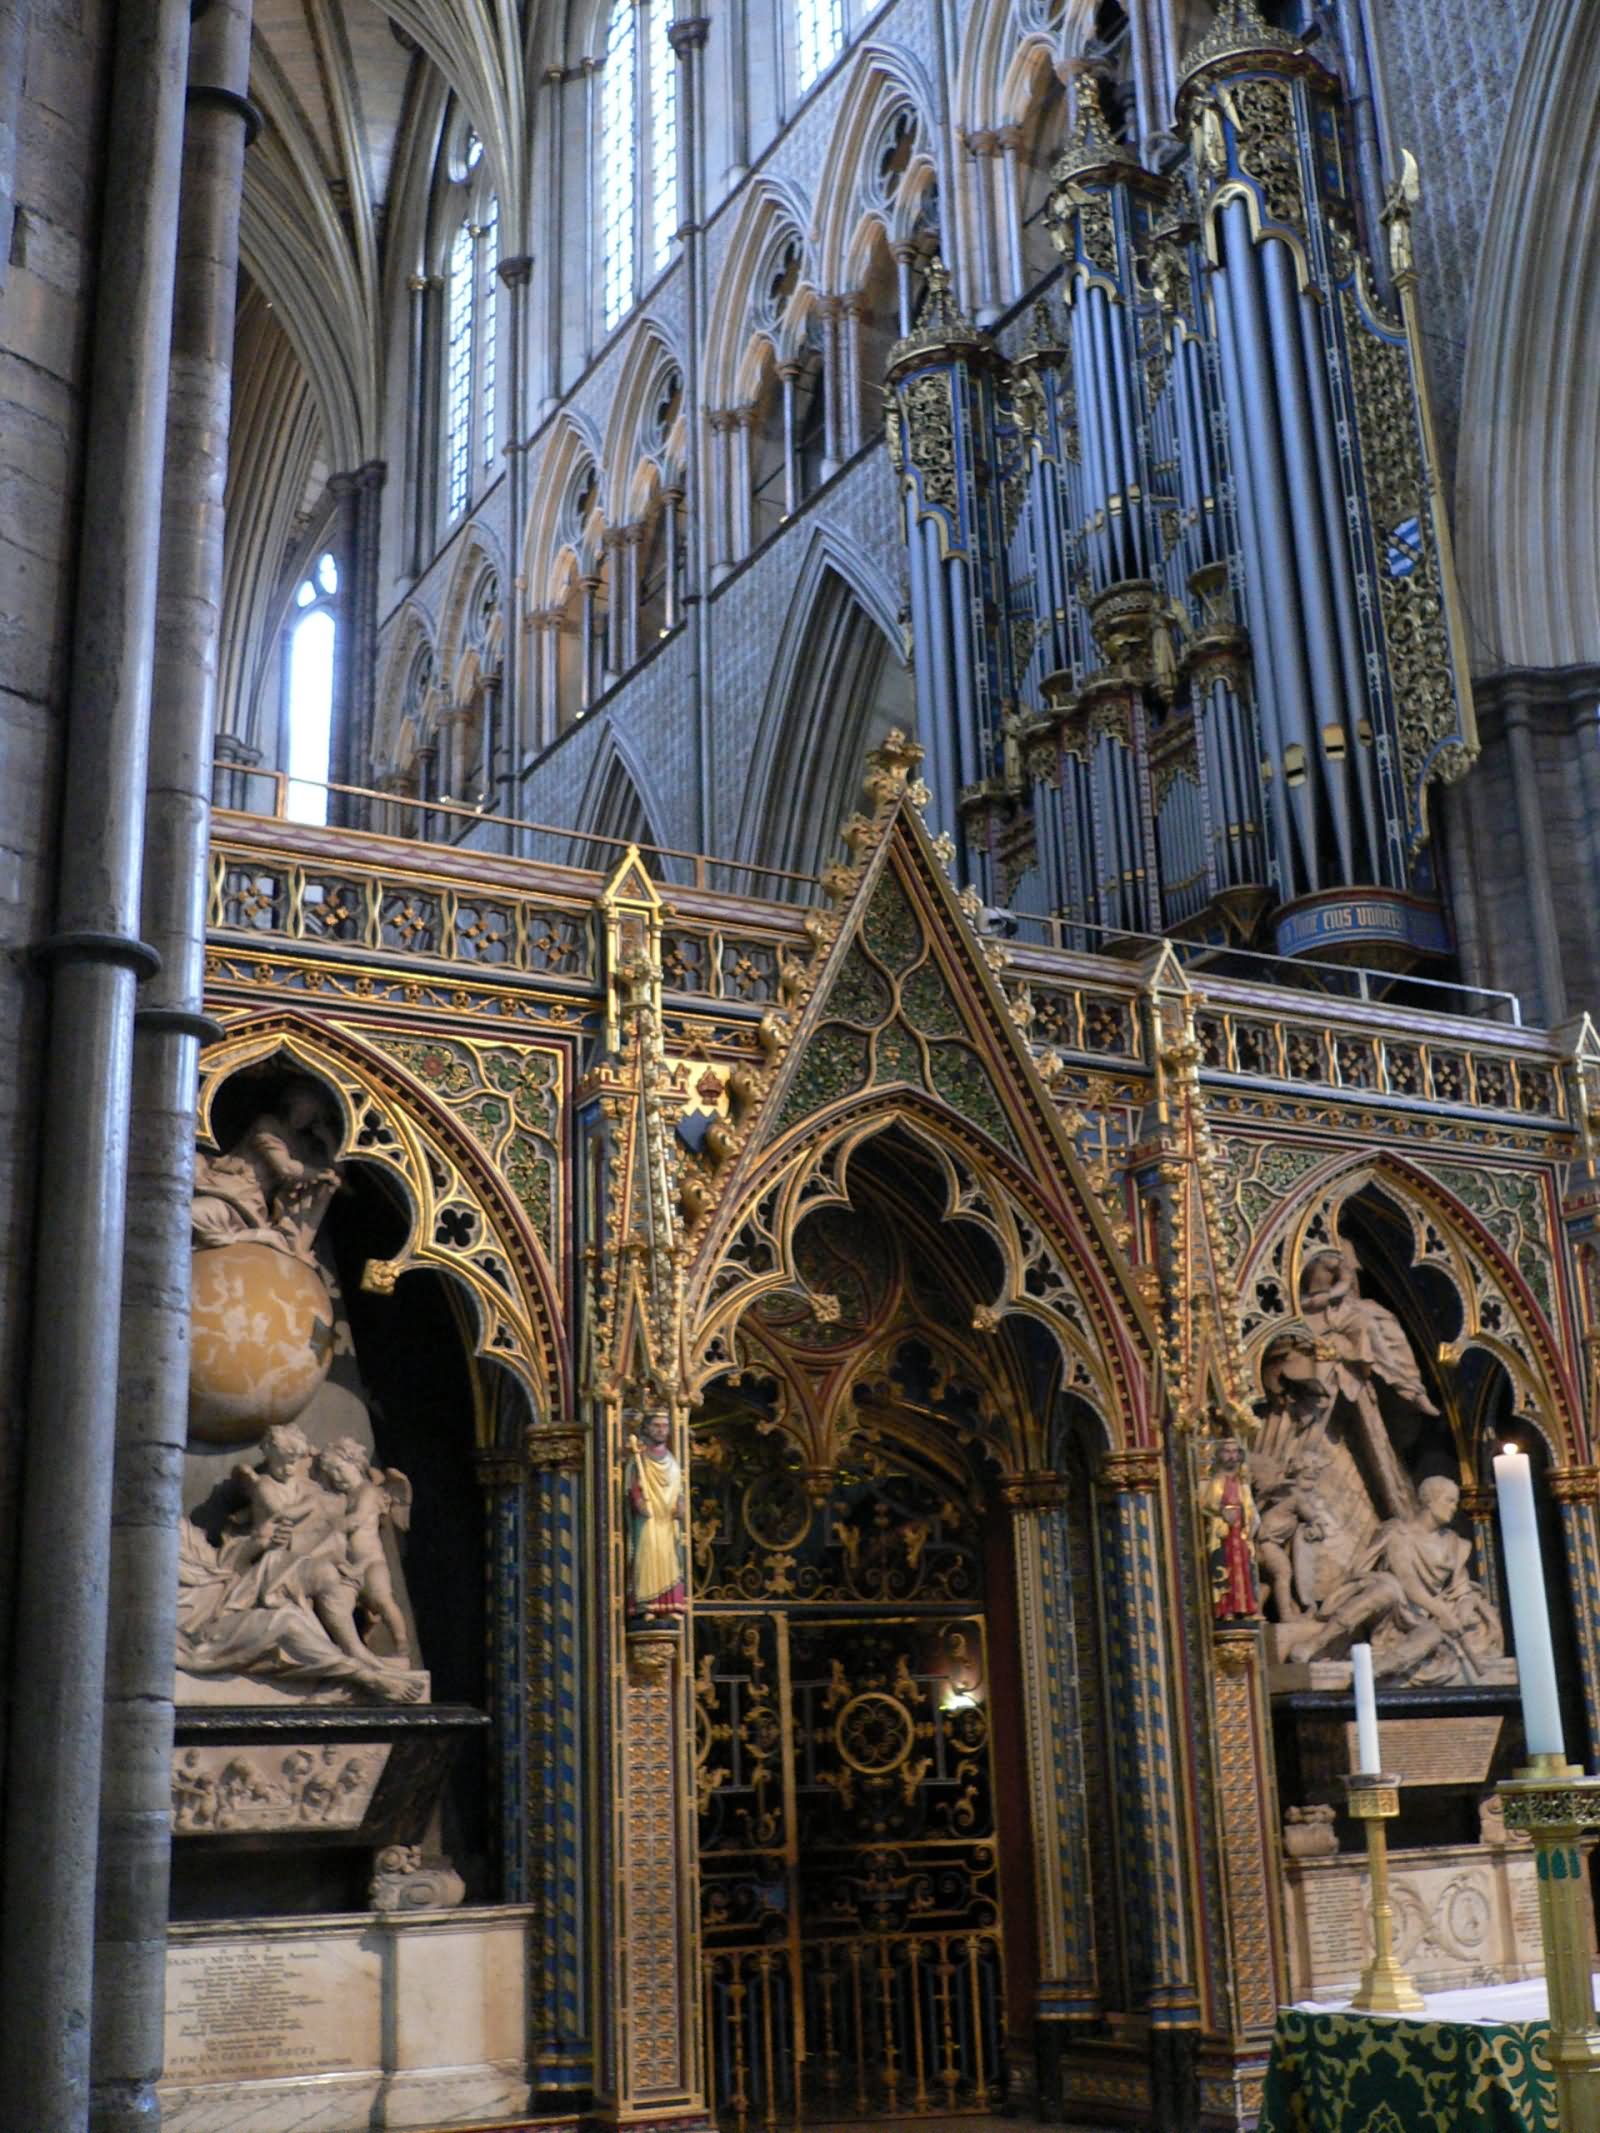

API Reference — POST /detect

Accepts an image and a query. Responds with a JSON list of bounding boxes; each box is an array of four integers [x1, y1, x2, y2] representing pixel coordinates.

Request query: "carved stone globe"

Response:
[[188, 1242, 336, 1445]]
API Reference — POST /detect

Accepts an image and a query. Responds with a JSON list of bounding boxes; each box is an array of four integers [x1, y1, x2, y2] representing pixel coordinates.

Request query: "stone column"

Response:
[[1095, 1446, 1199, 2124], [839, 297, 864, 457], [816, 297, 841, 475], [662, 486, 683, 631], [210, 729, 260, 812], [0, 1, 191, 2125], [996, 126, 1026, 303], [893, 241, 918, 335], [352, 459, 386, 806], [1505, 689, 1567, 1021], [707, 411, 735, 579], [965, 130, 1000, 319], [529, 607, 564, 744], [525, 1425, 591, 2104], [731, 408, 755, 558], [498, 254, 532, 835], [580, 574, 602, 710], [414, 741, 438, 842], [1001, 1471, 1099, 2111], [326, 466, 360, 807], [1551, 1465, 1600, 1762], [91, 9, 255, 2126], [778, 361, 801, 516], [0, 0, 29, 297]]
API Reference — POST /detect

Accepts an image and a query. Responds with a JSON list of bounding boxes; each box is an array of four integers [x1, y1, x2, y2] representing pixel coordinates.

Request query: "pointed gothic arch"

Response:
[[198, 1008, 568, 1421], [733, 537, 913, 880], [569, 728, 668, 873], [1234, 1148, 1578, 1462], [813, 42, 944, 295]]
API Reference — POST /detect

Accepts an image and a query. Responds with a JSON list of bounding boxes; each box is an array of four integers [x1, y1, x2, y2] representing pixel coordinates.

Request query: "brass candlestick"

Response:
[[1345, 1773, 1425, 2015], [1500, 1761, 1600, 2133]]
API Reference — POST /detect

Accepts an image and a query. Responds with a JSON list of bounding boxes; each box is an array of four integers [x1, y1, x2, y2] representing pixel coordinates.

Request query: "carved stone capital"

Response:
[[1550, 1464, 1600, 1506], [473, 1446, 529, 1490], [527, 1423, 588, 1472], [1457, 1484, 1499, 1520], [1098, 1446, 1164, 1493], [1212, 1626, 1261, 1675], [627, 1628, 680, 1682], [1000, 1470, 1068, 1512]]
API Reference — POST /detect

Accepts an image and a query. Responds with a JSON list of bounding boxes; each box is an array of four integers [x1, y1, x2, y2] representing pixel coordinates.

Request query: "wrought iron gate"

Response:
[[696, 1608, 1006, 2128]]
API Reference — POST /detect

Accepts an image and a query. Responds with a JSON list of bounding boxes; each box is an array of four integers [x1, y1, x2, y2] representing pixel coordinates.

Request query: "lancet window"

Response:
[[283, 551, 338, 825], [599, 0, 680, 333], [439, 120, 500, 526], [793, 0, 846, 93]]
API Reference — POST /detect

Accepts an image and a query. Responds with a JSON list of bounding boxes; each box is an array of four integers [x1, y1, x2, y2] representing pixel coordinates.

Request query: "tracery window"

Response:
[[599, 0, 680, 332], [439, 120, 500, 526], [794, 0, 845, 94], [284, 552, 338, 825]]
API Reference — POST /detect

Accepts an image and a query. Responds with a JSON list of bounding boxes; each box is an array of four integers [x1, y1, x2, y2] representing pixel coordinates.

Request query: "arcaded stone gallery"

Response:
[[4, 0, 1600, 2129]]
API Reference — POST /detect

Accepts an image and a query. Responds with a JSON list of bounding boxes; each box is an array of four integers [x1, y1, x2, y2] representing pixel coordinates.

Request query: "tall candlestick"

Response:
[[1493, 1445, 1566, 1760], [1351, 1642, 1380, 1774]]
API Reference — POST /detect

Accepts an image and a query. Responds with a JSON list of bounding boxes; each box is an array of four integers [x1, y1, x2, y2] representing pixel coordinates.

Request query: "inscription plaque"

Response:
[[165, 1935, 381, 2085], [1339, 1716, 1503, 1787]]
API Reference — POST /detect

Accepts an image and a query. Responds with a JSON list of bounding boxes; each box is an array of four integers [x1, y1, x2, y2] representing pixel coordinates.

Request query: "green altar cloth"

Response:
[[1257, 2007, 1558, 2132]]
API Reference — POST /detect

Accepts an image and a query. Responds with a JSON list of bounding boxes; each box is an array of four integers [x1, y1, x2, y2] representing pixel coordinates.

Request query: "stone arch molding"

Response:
[[198, 1011, 566, 1424], [1233, 1149, 1576, 1462]]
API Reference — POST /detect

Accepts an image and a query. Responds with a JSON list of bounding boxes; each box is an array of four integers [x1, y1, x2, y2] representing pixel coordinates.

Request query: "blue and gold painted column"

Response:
[[526, 1423, 591, 2102], [1003, 1469, 1101, 2105], [475, 1443, 531, 1905], [1551, 1465, 1600, 1766], [1094, 1446, 1197, 2033]]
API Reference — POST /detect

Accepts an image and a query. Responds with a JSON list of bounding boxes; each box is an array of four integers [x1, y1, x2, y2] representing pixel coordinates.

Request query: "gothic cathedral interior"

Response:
[[3, 1, 1600, 2132]]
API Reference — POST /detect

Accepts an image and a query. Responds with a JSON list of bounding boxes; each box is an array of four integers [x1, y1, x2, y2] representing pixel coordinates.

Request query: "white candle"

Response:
[[1493, 1445, 1566, 1760], [1351, 1642, 1381, 1775]]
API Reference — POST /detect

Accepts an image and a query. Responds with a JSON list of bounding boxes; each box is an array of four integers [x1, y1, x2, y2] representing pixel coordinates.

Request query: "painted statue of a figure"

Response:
[[626, 1412, 686, 1621], [1202, 1438, 1259, 1620]]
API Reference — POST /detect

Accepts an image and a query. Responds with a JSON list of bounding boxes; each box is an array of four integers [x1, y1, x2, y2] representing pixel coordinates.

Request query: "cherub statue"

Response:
[[192, 1077, 343, 1263], [313, 1437, 413, 1661]]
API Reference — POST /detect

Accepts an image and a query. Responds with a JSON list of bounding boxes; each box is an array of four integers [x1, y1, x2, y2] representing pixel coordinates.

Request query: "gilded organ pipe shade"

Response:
[[884, 0, 1476, 965]]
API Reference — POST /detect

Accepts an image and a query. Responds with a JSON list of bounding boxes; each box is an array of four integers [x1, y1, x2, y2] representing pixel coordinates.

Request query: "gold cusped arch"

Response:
[[685, 1102, 1135, 1467], [1235, 1148, 1578, 1464], [679, 753, 1157, 1456], [197, 1009, 567, 1430]]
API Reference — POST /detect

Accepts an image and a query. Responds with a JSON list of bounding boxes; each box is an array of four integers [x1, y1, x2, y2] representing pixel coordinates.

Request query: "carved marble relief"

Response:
[[1252, 1243, 1510, 1688]]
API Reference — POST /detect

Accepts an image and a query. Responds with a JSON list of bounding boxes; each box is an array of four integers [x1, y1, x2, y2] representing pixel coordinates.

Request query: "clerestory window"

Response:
[[440, 122, 500, 525], [599, 0, 680, 333]]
